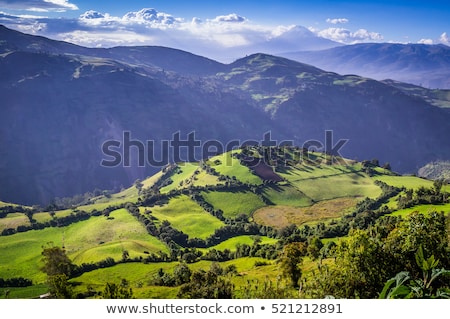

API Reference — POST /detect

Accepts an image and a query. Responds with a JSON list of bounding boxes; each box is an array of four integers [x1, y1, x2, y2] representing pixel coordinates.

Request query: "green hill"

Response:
[[0, 146, 449, 299]]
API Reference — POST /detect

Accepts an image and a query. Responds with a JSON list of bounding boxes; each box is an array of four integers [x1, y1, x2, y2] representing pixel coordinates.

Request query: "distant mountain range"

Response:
[[1, 25, 450, 205], [281, 43, 450, 89]]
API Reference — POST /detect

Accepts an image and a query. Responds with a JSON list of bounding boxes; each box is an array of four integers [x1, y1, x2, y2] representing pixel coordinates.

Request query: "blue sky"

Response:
[[0, 0, 448, 61]]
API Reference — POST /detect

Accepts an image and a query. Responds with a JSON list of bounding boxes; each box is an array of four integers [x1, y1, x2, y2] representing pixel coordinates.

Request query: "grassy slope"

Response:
[[262, 183, 313, 207], [70, 257, 282, 298], [149, 195, 225, 239], [0, 213, 30, 232], [201, 190, 266, 218], [0, 209, 168, 283], [2, 149, 450, 298], [278, 161, 382, 201], [159, 163, 200, 193], [207, 150, 263, 185], [388, 203, 450, 217], [198, 235, 278, 253]]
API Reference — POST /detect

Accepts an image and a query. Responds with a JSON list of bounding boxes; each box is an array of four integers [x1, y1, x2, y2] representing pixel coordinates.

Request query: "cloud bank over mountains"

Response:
[[0, 7, 448, 62], [0, 0, 78, 12]]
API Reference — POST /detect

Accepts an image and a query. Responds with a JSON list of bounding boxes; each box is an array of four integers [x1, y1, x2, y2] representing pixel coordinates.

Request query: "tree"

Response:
[[101, 282, 134, 299], [307, 237, 324, 260], [385, 211, 449, 277], [278, 242, 306, 287], [41, 244, 74, 277], [302, 212, 450, 299], [122, 250, 129, 261], [173, 263, 192, 285], [47, 274, 73, 299], [301, 229, 390, 298], [41, 244, 75, 298], [177, 264, 234, 299], [134, 179, 144, 193], [379, 246, 450, 299]]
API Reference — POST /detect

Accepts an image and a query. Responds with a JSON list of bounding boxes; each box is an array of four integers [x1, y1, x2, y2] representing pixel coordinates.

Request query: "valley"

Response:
[[1, 146, 449, 299], [1, 24, 450, 300]]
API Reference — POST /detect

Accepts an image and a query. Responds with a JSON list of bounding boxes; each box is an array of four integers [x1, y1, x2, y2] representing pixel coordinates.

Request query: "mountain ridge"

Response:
[[1, 25, 450, 205], [280, 42, 450, 89]]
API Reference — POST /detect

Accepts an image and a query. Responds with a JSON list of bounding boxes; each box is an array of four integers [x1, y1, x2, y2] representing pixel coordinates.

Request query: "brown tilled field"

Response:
[[252, 197, 359, 228]]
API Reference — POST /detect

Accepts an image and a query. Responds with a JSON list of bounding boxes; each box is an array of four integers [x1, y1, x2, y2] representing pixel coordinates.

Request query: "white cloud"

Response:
[[0, 0, 78, 12], [80, 10, 106, 20], [316, 27, 384, 44], [417, 33, 449, 46], [60, 29, 154, 47], [122, 8, 181, 25], [439, 32, 449, 45], [211, 13, 246, 23], [418, 38, 434, 45], [326, 18, 349, 24], [0, 8, 341, 61]]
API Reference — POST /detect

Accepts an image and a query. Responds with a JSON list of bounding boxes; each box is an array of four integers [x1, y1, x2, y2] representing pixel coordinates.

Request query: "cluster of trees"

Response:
[[46, 188, 115, 211], [1, 209, 96, 236], [397, 179, 449, 209], [0, 277, 32, 288], [299, 212, 450, 298], [40, 244, 135, 299], [176, 263, 235, 298], [0, 205, 36, 219], [361, 158, 391, 175], [101, 281, 133, 299], [238, 145, 310, 168]]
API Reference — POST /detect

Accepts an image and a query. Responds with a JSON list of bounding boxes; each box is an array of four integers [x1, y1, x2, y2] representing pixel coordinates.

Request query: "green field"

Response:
[[1, 147, 449, 299], [201, 190, 266, 218], [276, 162, 382, 201], [262, 183, 313, 207], [374, 175, 450, 192], [0, 284, 48, 299], [207, 151, 263, 185], [388, 203, 450, 217], [0, 213, 30, 231], [32, 209, 74, 223], [149, 195, 225, 239], [0, 208, 168, 283], [200, 235, 278, 253], [288, 172, 381, 201], [87, 171, 164, 207], [159, 163, 200, 193], [70, 257, 281, 298]]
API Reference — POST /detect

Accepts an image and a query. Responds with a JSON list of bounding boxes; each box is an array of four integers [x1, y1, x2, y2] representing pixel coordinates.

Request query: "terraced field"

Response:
[[1, 147, 448, 299]]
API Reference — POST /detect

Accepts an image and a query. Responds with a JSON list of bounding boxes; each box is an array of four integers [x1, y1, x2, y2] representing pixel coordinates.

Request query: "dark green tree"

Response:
[[177, 265, 234, 299], [40, 244, 75, 298], [47, 274, 73, 299], [173, 263, 192, 285], [278, 242, 306, 287], [41, 244, 74, 277], [101, 282, 134, 299]]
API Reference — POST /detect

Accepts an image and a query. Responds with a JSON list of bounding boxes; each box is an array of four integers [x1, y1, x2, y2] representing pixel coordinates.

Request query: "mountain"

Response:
[[418, 161, 450, 182], [218, 53, 450, 170], [1, 25, 450, 205], [0, 25, 226, 76], [381, 79, 450, 111], [280, 43, 450, 89]]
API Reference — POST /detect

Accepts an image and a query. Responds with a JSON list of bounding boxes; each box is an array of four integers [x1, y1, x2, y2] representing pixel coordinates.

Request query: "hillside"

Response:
[[281, 43, 450, 89], [0, 146, 449, 298], [1, 25, 450, 207]]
